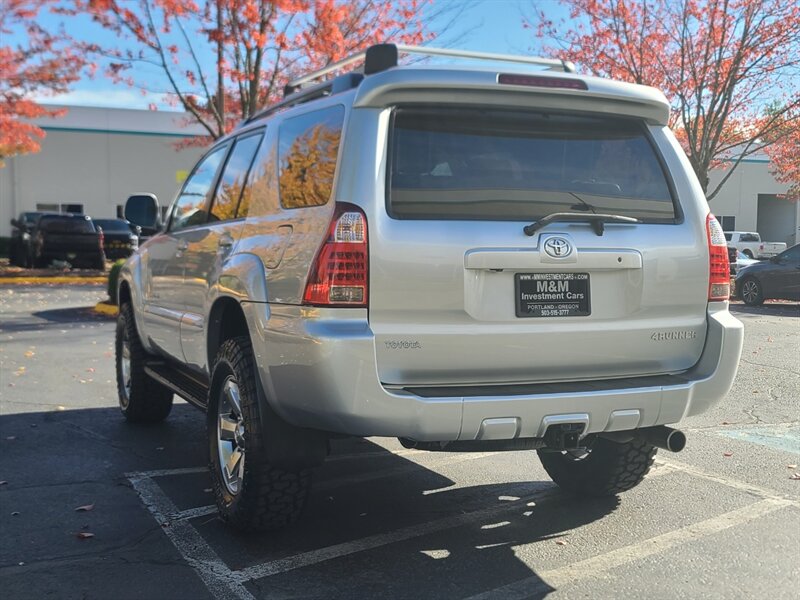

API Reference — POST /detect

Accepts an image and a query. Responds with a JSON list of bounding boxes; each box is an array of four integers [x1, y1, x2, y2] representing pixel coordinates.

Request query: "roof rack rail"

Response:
[[287, 43, 575, 90], [242, 44, 574, 126]]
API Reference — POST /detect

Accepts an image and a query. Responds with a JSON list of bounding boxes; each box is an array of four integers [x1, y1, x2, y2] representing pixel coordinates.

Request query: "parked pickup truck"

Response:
[[724, 231, 787, 259], [33, 214, 106, 269]]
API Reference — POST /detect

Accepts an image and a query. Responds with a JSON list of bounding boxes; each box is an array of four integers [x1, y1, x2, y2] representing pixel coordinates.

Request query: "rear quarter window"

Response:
[[278, 105, 345, 209], [388, 107, 677, 222]]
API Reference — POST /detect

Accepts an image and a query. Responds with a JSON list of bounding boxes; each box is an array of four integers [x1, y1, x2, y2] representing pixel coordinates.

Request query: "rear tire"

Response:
[[208, 336, 311, 531], [115, 302, 173, 422], [740, 277, 764, 306], [538, 437, 657, 496], [742, 249, 754, 259]]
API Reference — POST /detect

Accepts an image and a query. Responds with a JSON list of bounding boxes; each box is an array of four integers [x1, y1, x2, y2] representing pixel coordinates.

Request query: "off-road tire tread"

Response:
[[209, 336, 311, 532], [116, 302, 173, 422], [538, 437, 657, 497]]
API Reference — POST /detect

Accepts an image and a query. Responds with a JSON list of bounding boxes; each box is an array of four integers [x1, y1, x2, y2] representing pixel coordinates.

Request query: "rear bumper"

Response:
[[244, 303, 743, 442]]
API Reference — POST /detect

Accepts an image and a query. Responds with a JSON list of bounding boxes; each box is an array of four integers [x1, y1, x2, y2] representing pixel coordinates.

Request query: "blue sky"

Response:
[[30, 0, 567, 111]]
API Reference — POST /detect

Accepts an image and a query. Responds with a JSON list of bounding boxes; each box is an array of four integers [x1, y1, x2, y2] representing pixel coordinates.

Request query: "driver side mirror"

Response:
[[125, 194, 161, 236]]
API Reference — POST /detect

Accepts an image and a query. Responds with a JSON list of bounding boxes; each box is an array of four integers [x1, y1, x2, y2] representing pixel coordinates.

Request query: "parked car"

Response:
[[93, 219, 139, 259], [728, 247, 759, 275], [32, 214, 106, 270], [9, 211, 49, 267], [735, 244, 800, 305], [724, 231, 786, 259], [115, 43, 743, 531]]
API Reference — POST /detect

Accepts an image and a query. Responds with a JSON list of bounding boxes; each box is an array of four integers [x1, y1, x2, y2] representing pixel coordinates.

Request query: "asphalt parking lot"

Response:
[[1, 285, 798, 600]]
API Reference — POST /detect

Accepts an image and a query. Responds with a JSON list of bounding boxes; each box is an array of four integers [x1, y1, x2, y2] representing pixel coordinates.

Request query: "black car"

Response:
[[9, 211, 51, 267], [735, 244, 800, 305], [32, 214, 106, 270], [93, 219, 139, 260]]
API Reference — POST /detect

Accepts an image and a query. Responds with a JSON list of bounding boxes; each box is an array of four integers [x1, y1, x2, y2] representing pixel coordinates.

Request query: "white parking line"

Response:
[[656, 457, 800, 507], [231, 485, 563, 584], [464, 498, 793, 600], [129, 449, 799, 600], [129, 475, 255, 600]]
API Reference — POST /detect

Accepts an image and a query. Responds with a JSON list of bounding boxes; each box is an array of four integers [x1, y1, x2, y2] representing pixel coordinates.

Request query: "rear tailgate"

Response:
[[364, 104, 709, 387]]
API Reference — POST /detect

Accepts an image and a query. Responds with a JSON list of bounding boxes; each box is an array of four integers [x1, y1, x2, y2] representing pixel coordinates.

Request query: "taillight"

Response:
[[303, 203, 368, 307], [706, 214, 730, 301]]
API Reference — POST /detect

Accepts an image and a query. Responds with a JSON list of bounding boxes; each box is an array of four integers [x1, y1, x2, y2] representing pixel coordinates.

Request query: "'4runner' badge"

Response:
[[651, 331, 697, 341]]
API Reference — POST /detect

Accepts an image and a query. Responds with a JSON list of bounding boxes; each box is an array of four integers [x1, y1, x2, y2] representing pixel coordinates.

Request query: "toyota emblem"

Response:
[[544, 237, 572, 258]]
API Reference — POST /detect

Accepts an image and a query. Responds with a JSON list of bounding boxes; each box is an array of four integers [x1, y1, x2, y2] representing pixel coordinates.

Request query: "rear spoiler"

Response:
[[353, 68, 671, 126]]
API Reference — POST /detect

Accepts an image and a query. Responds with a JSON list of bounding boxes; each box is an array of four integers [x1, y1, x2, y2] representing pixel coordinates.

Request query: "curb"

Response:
[[0, 276, 107, 285], [93, 301, 119, 317]]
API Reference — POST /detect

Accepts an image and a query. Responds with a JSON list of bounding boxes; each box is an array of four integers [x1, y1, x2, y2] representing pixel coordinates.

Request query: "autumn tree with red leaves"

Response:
[[0, 1, 85, 162], [531, 0, 800, 201], [75, 0, 434, 143]]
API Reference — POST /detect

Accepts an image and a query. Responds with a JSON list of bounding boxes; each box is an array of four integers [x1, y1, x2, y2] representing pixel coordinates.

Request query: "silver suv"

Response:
[[117, 44, 744, 531]]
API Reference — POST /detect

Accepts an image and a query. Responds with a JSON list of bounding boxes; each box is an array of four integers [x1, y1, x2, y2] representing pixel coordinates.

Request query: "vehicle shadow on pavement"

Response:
[[0, 405, 619, 599], [730, 303, 800, 318], [0, 307, 111, 334]]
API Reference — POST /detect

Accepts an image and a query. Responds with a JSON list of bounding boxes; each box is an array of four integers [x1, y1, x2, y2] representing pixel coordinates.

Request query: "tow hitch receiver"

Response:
[[544, 423, 585, 451]]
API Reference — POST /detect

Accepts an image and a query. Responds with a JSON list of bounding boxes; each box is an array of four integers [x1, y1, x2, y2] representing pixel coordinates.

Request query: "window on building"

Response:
[[278, 105, 345, 209], [117, 205, 124, 219], [169, 144, 229, 231], [62, 203, 84, 214], [719, 216, 735, 231], [210, 132, 264, 222], [36, 203, 59, 213]]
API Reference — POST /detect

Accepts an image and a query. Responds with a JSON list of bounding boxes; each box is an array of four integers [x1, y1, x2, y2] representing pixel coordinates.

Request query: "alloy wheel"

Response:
[[217, 377, 246, 495]]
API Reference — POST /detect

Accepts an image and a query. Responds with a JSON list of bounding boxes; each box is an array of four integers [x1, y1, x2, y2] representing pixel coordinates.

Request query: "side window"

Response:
[[740, 233, 760, 242], [780, 245, 800, 263], [209, 132, 264, 222], [278, 105, 345, 208], [170, 145, 228, 231]]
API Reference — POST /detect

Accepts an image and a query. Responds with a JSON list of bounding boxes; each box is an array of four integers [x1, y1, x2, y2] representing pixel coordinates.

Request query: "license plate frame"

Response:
[[515, 273, 591, 318]]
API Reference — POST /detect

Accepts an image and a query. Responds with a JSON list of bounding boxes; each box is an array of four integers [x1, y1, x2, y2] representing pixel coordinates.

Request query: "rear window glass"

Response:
[[41, 218, 94, 233], [388, 107, 676, 222], [278, 105, 345, 209]]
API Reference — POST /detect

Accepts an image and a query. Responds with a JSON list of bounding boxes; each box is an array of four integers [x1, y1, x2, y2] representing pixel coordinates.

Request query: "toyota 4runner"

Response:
[[117, 44, 744, 531]]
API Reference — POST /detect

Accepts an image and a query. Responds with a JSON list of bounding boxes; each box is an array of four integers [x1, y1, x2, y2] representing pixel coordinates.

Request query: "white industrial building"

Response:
[[1, 106, 205, 238], [1, 105, 798, 247]]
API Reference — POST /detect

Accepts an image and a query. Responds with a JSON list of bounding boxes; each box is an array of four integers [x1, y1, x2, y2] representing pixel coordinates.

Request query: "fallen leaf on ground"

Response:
[[74, 504, 94, 512], [75, 532, 95, 539], [555, 540, 568, 546], [787, 465, 797, 469], [24, 351, 34, 358], [723, 452, 733, 457], [790, 473, 800, 480]]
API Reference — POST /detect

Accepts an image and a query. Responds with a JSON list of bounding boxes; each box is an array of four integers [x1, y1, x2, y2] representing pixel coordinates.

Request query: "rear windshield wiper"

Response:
[[523, 212, 640, 237]]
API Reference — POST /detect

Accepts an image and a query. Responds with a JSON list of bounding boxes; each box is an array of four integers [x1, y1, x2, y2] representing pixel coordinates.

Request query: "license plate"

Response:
[[515, 273, 591, 317]]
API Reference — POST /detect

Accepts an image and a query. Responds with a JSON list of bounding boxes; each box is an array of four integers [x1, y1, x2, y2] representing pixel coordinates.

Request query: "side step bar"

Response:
[[144, 361, 209, 410]]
